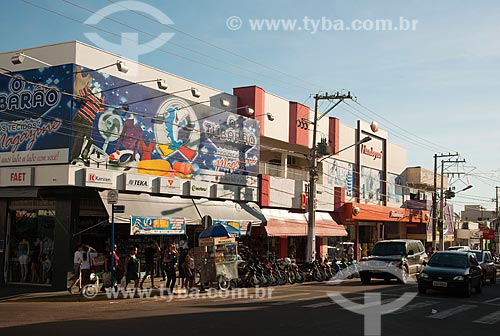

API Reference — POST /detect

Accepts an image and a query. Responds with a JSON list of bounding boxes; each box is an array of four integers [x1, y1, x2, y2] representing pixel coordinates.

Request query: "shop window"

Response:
[[8, 209, 55, 285]]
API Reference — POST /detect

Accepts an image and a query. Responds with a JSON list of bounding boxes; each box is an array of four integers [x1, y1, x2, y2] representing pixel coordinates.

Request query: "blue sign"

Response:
[[130, 216, 186, 235]]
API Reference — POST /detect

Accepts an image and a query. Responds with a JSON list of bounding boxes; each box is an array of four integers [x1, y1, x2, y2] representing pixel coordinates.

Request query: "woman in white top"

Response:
[[80, 245, 97, 289]]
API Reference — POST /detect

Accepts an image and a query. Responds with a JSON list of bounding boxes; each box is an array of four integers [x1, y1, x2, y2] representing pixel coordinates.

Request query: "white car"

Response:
[[447, 246, 471, 251]]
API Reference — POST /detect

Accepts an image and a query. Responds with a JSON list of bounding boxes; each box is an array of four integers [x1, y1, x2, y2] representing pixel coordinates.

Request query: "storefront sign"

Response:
[[85, 169, 114, 188], [0, 167, 33, 186], [159, 176, 182, 195], [125, 173, 152, 192], [190, 181, 210, 197], [130, 216, 185, 235], [390, 211, 404, 218], [361, 144, 383, 160]]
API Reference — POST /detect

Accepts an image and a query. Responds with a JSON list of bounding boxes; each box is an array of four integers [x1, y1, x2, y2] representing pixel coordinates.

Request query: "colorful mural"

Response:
[[361, 166, 383, 203], [71, 65, 260, 182], [327, 159, 355, 200], [0, 65, 74, 166], [0, 64, 260, 182]]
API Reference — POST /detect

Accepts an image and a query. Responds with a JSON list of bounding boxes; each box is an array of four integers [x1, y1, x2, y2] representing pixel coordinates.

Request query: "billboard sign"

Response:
[[0, 65, 73, 166], [71, 65, 260, 184], [130, 216, 186, 235]]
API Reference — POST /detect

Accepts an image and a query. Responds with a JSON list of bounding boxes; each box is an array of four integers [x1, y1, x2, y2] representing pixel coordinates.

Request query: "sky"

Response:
[[1, 0, 500, 213]]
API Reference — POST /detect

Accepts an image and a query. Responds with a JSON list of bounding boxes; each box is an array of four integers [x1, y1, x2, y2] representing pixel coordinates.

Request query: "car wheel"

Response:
[[463, 280, 472, 298], [418, 286, 426, 295], [360, 273, 371, 285], [476, 278, 482, 294]]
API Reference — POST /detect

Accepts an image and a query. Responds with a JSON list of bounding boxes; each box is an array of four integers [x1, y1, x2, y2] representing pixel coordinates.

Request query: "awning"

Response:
[[262, 209, 347, 237], [193, 199, 266, 225], [0, 187, 38, 198], [99, 191, 201, 225]]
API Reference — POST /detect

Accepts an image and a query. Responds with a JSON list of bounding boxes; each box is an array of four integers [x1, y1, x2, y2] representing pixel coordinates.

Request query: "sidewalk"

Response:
[[0, 277, 188, 303]]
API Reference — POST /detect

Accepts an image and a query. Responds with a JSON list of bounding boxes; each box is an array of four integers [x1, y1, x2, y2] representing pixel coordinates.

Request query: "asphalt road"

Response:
[[1, 275, 500, 336]]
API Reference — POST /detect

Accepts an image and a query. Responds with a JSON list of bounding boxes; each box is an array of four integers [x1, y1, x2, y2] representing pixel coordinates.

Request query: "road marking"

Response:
[[426, 304, 477, 319], [268, 294, 324, 306], [473, 311, 500, 324], [484, 297, 500, 304], [390, 300, 439, 314], [302, 302, 335, 308]]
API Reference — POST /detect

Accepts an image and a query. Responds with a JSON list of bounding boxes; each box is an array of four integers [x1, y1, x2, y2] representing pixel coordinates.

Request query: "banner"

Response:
[[130, 216, 185, 235], [212, 219, 252, 237]]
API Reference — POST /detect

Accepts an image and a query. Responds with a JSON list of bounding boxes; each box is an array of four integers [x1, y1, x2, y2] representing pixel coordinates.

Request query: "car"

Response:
[[358, 239, 427, 284], [470, 250, 497, 284], [418, 251, 483, 297], [447, 246, 471, 251]]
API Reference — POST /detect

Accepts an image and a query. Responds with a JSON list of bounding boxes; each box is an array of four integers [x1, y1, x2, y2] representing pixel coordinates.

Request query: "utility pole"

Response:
[[306, 91, 353, 262], [496, 186, 499, 253], [437, 158, 466, 251], [432, 153, 459, 250]]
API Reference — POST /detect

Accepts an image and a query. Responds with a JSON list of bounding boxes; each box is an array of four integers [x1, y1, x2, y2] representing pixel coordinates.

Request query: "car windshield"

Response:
[[428, 253, 468, 268], [371, 242, 406, 256]]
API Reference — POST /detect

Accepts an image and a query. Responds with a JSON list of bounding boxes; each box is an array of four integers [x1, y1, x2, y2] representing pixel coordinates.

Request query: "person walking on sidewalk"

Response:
[[163, 244, 177, 294], [124, 246, 140, 290], [140, 240, 160, 289]]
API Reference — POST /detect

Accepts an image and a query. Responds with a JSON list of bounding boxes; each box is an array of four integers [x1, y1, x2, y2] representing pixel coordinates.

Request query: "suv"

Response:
[[359, 239, 427, 284]]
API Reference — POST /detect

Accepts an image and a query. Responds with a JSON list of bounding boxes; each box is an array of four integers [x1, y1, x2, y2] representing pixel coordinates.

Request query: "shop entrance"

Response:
[[6, 208, 55, 285]]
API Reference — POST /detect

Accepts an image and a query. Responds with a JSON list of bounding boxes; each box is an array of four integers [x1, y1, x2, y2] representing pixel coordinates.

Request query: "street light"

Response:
[[11, 52, 52, 67]]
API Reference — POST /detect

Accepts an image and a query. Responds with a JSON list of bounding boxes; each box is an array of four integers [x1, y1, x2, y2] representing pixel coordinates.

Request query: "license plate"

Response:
[[433, 281, 447, 287]]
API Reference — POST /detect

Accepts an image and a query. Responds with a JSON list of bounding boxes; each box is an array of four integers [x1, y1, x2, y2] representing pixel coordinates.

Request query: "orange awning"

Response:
[[262, 209, 347, 237]]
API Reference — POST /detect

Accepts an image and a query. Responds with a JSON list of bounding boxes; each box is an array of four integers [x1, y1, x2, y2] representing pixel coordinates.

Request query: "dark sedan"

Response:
[[418, 251, 483, 297]]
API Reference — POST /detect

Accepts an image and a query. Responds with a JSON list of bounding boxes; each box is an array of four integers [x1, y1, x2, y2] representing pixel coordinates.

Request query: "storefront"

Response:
[[251, 209, 347, 262], [338, 202, 429, 260]]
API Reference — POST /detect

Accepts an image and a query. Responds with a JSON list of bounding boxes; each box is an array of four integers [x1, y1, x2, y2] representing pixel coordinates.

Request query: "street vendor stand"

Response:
[[195, 224, 239, 290]]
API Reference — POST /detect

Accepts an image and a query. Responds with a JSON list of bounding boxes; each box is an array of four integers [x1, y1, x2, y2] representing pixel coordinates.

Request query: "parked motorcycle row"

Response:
[[235, 257, 360, 288]]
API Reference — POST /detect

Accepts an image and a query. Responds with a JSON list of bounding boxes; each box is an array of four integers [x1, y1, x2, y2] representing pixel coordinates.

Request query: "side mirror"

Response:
[[408, 250, 415, 256]]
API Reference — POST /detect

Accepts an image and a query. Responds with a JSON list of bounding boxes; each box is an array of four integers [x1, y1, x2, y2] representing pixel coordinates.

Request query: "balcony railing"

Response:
[[259, 162, 309, 181]]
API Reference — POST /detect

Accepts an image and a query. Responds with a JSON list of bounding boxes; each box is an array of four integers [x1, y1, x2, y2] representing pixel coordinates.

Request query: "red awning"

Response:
[[262, 209, 347, 237]]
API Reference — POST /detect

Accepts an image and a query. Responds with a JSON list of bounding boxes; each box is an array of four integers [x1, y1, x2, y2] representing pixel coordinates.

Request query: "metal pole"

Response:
[[439, 161, 445, 251], [432, 154, 438, 249], [306, 94, 319, 262], [111, 204, 115, 287]]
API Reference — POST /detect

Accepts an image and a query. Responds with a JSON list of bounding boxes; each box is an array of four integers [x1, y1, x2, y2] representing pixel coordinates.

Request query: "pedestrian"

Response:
[[159, 242, 167, 281], [346, 244, 354, 262], [163, 244, 177, 294], [183, 248, 196, 291], [140, 240, 160, 289], [80, 245, 97, 290], [124, 246, 140, 290], [68, 244, 83, 293], [178, 245, 187, 288], [103, 244, 120, 291]]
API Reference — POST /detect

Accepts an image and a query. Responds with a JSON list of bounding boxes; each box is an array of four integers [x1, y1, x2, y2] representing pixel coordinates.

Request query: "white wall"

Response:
[[263, 92, 290, 142], [0, 41, 235, 107]]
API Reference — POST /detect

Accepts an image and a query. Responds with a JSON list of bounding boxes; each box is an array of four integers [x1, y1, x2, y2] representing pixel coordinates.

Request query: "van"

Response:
[[359, 239, 427, 284]]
